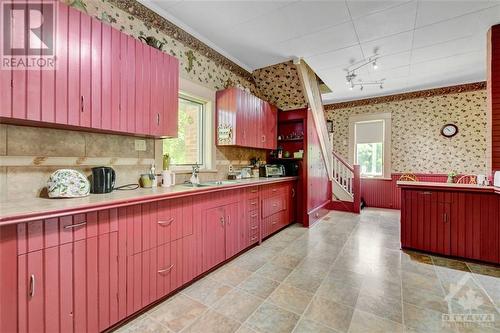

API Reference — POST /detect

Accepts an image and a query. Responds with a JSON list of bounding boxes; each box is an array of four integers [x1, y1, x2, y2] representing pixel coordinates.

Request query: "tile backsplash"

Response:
[[0, 124, 267, 200]]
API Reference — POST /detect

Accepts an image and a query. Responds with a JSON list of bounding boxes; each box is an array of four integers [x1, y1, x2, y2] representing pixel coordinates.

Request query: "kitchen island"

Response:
[[398, 181, 500, 265], [0, 177, 297, 333]]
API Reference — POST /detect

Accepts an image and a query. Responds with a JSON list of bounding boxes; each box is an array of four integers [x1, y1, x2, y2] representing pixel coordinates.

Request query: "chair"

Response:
[[399, 173, 419, 182], [455, 175, 477, 184]]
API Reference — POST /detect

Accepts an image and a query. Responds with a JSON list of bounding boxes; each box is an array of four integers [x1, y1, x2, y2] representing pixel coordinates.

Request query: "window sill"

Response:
[[361, 176, 392, 181]]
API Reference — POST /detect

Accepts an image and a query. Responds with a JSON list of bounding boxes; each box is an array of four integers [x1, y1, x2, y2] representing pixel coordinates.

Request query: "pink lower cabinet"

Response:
[[201, 197, 244, 272], [17, 233, 120, 333]]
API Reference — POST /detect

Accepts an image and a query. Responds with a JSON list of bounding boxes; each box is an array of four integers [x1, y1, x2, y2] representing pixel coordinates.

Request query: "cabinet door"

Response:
[[18, 244, 74, 333], [265, 103, 278, 149], [156, 242, 173, 298], [150, 48, 163, 136], [90, 18, 102, 129], [161, 53, 179, 137], [224, 202, 240, 259], [202, 206, 226, 271]]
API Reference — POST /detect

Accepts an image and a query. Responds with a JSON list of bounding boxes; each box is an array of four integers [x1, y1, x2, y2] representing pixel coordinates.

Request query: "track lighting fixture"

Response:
[[344, 53, 385, 92]]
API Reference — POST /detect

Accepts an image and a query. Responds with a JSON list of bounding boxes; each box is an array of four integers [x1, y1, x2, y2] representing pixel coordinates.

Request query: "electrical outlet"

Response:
[[134, 139, 147, 151], [228, 164, 234, 173]]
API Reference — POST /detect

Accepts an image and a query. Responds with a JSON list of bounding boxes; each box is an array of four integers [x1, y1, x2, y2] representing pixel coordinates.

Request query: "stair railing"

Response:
[[332, 151, 361, 213]]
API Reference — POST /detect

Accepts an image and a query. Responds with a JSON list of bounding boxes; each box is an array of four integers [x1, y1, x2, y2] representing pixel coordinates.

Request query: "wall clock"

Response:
[[441, 124, 458, 138]]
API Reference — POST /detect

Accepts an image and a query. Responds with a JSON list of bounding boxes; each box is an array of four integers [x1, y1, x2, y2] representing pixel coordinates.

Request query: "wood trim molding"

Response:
[[107, 0, 254, 82], [324, 81, 486, 111]]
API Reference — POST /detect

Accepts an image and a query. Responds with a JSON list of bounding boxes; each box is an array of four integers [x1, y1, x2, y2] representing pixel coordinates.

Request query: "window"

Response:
[[163, 95, 205, 167], [349, 113, 391, 178]]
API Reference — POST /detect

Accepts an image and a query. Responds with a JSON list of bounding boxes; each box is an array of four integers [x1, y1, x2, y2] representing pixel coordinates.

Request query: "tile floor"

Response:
[[115, 208, 500, 333]]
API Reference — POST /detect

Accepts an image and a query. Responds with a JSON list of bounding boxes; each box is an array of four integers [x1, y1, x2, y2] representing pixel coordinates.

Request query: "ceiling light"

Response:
[[349, 84, 354, 91], [372, 61, 378, 70], [379, 84, 383, 89], [360, 85, 364, 91]]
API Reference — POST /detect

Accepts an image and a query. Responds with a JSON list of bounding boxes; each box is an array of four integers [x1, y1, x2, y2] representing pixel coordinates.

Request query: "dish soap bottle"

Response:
[[150, 163, 157, 188]]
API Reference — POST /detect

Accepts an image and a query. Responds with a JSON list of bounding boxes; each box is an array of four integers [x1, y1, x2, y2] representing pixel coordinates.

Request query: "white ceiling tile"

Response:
[[166, 1, 293, 30], [360, 31, 413, 57], [474, 5, 500, 33], [415, 1, 498, 28], [412, 12, 481, 49], [305, 45, 364, 71], [274, 21, 358, 58], [353, 1, 418, 42], [346, 0, 411, 19], [375, 51, 411, 71], [411, 36, 483, 64]]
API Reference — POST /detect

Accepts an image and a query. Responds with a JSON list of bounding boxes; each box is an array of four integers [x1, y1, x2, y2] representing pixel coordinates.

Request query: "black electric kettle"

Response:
[[91, 166, 116, 194]]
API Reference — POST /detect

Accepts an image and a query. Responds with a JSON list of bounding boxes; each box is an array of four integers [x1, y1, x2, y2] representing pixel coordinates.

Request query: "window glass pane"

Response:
[[163, 97, 204, 165], [356, 142, 383, 176]]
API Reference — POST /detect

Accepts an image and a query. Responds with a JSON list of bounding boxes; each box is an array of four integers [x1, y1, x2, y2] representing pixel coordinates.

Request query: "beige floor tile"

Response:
[[360, 276, 401, 301], [355, 292, 403, 324], [210, 266, 253, 287], [256, 262, 293, 282], [214, 289, 263, 323], [126, 317, 172, 333], [268, 283, 314, 315], [238, 274, 280, 299], [292, 319, 339, 333], [316, 279, 360, 308], [183, 310, 240, 333], [402, 286, 448, 313], [272, 254, 303, 270], [148, 294, 207, 332], [246, 301, 300, 333], [284, 268, 325, 294], [304, 297, 354, 333], [402, 271, 444, 296], [403, 303, 455, 333], [236, 325, 260, 333], [183, 277, 233, 306], [348, 310, 404, 333], [326, 268, 366, 290]]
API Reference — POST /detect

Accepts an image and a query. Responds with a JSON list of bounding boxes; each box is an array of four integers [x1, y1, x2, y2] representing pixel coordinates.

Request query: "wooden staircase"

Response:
[[331, 151, 361, 213]]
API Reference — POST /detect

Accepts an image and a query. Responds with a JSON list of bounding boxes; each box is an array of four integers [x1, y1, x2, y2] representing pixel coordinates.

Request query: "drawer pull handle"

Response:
[[250, 213, 258, 218], [250, 202, 257, 205], [272, 203, 277, 207], [29, 274, 35, 298], [158, 218, 174, 226], [251, 226, 258, 230], [250, 236, 258, 241], [272, 221, 277, 225], [292, 188, 295, 198], [420, 191, 432, 195], [250, 189, 258, 193], [158, 264, 174, 274], [64, 221, 87, 229], [220, 216, 225, 226], [272, 189, 277, 192]]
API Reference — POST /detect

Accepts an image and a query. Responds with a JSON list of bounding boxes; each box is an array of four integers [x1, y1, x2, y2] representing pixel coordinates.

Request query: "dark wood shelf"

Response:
[[269, 157, 303, 161], [278, 138, 303, 142]]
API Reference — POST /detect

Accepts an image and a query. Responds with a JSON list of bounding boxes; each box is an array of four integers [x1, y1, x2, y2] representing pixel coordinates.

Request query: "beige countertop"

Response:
[[397, 181, 499, 193], [0, 176, 297, 225]]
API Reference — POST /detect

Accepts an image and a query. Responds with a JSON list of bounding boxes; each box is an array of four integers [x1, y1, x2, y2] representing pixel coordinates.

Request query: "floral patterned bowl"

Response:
[[47, 169, 90, 198]]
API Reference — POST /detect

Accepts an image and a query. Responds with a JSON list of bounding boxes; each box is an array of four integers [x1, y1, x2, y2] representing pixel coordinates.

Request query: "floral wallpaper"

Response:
[[71, 0, 259, 94], [326, 90, 488, 174], [253, 61, 308, 111]]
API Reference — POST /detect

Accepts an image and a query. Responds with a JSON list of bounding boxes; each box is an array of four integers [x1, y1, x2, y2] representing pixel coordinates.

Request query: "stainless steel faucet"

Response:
[[190, 164, 200, 185]]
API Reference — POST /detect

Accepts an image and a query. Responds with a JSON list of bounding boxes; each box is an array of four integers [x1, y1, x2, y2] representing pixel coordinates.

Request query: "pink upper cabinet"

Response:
[[216, 87, 278, 149], [1, 1, 178, 138]]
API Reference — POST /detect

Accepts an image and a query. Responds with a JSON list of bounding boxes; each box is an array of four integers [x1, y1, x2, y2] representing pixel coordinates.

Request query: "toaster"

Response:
[[494, 171, 500, 187], [259, 164, 285, 178]]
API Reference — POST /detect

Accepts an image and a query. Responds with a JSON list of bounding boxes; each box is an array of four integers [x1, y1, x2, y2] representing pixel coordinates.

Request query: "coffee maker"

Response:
[[91, 166, 116, 193]]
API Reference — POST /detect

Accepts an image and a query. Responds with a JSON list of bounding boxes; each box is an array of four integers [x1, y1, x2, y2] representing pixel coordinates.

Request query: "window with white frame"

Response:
[[349, 113, 391, 178], [162, 93, 213, 170]]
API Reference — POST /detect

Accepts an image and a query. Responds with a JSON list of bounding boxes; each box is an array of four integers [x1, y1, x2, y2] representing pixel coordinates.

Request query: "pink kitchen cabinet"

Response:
[[216, 87, 278, 149], [1, 1, 179, 138]]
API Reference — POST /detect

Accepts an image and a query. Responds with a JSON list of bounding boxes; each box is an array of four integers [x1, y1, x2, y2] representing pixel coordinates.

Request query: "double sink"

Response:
[[181, 180, 240, 188]]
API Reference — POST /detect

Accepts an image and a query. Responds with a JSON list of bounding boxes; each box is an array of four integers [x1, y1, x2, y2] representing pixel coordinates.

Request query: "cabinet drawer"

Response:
[[262, 194, 286, 219], [246, 186, 259, 196], [17, 209, 118, 255], [247, 198, 259, 211], [248, 211, 259, 227]]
